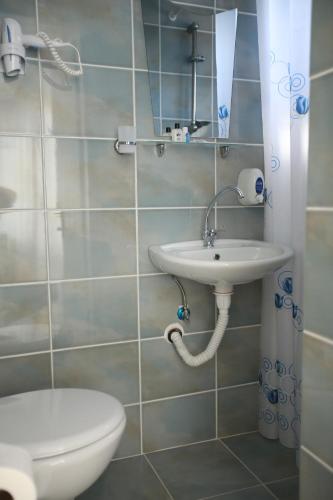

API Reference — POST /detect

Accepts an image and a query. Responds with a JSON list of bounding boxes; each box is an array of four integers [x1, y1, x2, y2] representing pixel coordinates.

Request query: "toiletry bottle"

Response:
[[163, 126, 172, 137], [172, 123, 182, 142], [182, 126, 190, 143]]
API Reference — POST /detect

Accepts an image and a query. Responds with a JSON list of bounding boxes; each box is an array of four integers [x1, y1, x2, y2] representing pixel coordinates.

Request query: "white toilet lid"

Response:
[[0, 389, 126, 459]]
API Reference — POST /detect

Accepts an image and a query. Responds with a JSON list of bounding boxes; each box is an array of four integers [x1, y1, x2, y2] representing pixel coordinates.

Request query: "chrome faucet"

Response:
[[203, 185, 245, 247]]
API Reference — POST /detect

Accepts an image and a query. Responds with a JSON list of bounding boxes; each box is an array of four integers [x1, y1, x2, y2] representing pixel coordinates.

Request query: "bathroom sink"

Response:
[[149, 239, 293, 292]]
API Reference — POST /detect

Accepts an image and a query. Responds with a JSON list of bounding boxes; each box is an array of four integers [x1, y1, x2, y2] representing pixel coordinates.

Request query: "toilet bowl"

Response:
[[0, 388, 126, 500]]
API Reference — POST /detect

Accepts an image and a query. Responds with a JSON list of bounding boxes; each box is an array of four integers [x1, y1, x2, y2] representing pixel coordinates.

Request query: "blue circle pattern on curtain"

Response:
[[274, 270, 303, 332], [271, 53, 310, 120], [258, 268, 303, 443], [258, 357, 300, 436], [218, 105, 229, 137]]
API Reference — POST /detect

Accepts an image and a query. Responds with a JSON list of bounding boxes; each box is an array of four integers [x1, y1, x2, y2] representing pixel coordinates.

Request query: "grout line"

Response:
[[0, 205, 262, 213], [144, 455, 175, 499], [123, 402, 141, 408], [220, 440, 278, 499], [31, 56, 260, 81], [214, 347, 218, 439], [52, 339, 138, 353], [310, 66, 333, 81], [233, 77, 260, 83], [158, 0, 163, 135], [226, 323, 262, 331], [143, 20, 213, 35], [198, 483, 269, 500], [0, 350, 51, 360], [264, 475, 299, 487], [217, 381, 258, 392], [151, 70, 215, 80], [148, 73, 260, 83], [218, 430, 258, 440], [116, 439, 223, 461], [0, 272, 167, 288], [130, 0, 144, 457], [0, 131, 264, 148], [142, 388, 216, 405], [304, 329, 333, 347], [142, 330, 214, 341], [306, 206, 333, 213], [301, 446, 333, 474], [35, 0, 54, 388], [29, 56, 134, 72], [213, 22, 218, 437], [111, 452, 142, 463], [215, 7, 257, 17], [0, 326, 261, 360], [146, 437, 218, 455]]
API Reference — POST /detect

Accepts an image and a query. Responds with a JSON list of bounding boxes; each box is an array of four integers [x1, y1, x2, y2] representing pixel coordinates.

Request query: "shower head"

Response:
[[188, 120, 210, 135], [167, 0, 182, 22], [168, 7, 182, 22]]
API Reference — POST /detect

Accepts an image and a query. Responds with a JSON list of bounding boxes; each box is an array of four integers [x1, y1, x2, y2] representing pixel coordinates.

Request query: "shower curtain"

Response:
[[256, 0, 311, 448]]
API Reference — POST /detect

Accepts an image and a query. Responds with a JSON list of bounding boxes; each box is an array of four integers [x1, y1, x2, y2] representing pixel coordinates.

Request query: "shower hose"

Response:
[[169, 293, 232, 367]]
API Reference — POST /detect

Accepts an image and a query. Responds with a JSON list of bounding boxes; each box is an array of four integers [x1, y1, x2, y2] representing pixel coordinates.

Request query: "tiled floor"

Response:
[[78, 433, 299, 500]]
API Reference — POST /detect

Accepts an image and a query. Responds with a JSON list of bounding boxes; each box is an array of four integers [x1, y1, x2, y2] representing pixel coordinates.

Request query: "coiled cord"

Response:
[[37, 31, 83, 76]]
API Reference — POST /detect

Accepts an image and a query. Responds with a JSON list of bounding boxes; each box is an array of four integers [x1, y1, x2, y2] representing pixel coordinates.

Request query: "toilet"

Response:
[[0, 388, 126, 500]]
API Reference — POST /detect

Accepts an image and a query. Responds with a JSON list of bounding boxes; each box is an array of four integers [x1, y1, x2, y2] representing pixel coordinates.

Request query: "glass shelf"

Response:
[[135, 139, 231, 158]]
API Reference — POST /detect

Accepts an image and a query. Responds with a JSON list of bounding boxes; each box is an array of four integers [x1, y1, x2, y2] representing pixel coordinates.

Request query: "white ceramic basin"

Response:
[[149, 239, 293, 292]]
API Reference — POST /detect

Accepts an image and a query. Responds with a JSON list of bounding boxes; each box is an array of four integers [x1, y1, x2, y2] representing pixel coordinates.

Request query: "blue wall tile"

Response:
[[38, 0, 132, 68], [0, 285, 49, 356], [42, 65, 133, 137], [51, 277, 138, 348], [48, 210, 136, 280], [0, 212, 47, 284]]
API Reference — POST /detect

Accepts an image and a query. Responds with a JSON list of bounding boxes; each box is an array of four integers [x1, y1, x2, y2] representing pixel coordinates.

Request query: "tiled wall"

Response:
[[300, 0, 333, 497], [141, 0, 261, 139], [0, 0, 262, 457]]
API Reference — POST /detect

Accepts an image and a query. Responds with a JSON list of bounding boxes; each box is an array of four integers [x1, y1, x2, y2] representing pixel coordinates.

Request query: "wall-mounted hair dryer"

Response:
[[0, 18, 83, 78]]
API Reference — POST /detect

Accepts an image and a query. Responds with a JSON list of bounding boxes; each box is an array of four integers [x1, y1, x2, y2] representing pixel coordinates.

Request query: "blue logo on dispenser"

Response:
[[255, 177, 264, 194]]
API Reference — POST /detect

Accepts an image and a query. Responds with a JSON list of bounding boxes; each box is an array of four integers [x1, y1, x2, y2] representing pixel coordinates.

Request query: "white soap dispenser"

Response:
[[237, 168, 264, 205]]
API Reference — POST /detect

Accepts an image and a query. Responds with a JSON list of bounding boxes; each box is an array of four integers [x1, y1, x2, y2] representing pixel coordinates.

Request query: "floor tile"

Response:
[[266, 477, 299, 500], [300, 448, 333, 500], [218, 384, 258, 438], [147, 440, 258, 499], [114, 405, 141, 459], [142, 392, 215, 452], [223, 433, 298, 483], [78, 455, 171, 500], [209, 485, 273, 499]]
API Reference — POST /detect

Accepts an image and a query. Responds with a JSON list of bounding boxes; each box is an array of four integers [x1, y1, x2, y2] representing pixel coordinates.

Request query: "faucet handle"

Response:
[[207, 228, 225, 237]]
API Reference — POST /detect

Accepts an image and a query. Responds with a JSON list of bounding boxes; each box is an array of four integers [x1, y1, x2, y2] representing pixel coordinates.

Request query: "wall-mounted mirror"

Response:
[[141, 0, 238, 139]]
